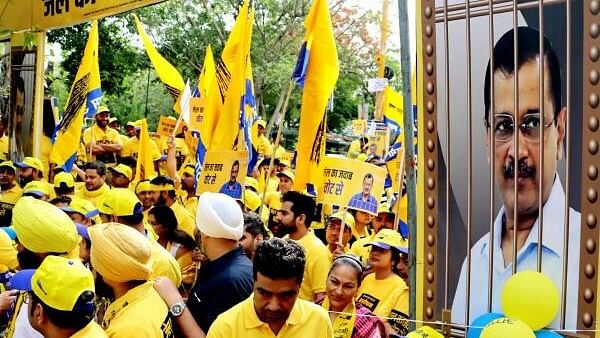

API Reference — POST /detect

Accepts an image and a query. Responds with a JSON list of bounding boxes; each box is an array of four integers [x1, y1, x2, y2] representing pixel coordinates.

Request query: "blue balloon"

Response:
[[467, 312, 504, 338], [535, 330, 564, 338]]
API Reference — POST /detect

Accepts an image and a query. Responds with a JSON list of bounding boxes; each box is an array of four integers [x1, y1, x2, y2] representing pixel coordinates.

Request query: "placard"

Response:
[[189, 97, 206, 132], [197, 150, 248, 199], [156, 115, 177, 137], [367, 78, 388, 93], [318, 155, 386, 215], [386, 146, 405, 193], [351, 119, 366, 136]]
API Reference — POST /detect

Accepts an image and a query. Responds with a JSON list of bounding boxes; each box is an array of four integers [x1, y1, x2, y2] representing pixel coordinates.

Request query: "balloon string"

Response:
[[325, 309, 597, 333]]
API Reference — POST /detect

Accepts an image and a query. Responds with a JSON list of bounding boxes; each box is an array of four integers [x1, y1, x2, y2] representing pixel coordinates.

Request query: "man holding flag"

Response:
[[83, 106, 122, 165]]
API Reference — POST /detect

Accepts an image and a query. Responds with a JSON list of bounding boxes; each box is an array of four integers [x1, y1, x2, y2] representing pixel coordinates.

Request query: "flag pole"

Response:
[[259, 81, 295, 215]]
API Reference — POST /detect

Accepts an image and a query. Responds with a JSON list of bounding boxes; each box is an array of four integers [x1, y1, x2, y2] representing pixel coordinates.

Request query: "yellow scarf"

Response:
[[322, 298, 356, 338]]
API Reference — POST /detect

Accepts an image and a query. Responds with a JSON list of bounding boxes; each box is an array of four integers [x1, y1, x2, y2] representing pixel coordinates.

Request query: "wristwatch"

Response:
[[169, 300, 186, 317]]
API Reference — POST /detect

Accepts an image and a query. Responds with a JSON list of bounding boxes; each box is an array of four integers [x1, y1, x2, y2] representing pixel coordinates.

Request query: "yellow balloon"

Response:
[[407, 326, 444, 338], [501, 271, 559, 330], [480, 318, 535, 338]]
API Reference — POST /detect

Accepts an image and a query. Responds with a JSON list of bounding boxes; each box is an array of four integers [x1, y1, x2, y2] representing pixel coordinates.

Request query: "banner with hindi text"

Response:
[[196, 150, 248, 199], [318, 155, 386, 215]]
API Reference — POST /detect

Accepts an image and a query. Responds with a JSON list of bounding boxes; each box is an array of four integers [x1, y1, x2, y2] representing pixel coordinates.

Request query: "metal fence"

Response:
[[416, 0, 597, 337]]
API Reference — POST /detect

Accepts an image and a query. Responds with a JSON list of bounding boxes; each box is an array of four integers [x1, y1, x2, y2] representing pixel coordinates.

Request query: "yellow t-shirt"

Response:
[[253, 135, 272, 158], [0, 134, 8, 161], [273, 145, 287, 160], [83, 125, 122, 163], [350, 233, 375, 266], [261, 191, 281, 234], [119, 134, 130, 144], [0, 185, 22, 205], [257, 173, 279, 196], [121, 136, 161, 160], [207, 295, 333, 338], [102, 282, 174, 338], [149, 240, 182, 288], [347, 139, 362, 158], [295, 231, 330, 301], [357, 273, 409, 334], [71, 321, 108, 338], [170, 200, 196, 239], [74, 183, 110, 209]]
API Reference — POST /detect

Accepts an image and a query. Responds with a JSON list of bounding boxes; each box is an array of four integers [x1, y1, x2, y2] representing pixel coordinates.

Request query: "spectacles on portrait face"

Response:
[[492, 113, 555, 144]]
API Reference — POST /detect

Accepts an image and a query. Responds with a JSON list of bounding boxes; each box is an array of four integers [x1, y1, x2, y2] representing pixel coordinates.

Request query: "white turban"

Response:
[[196, 192, 244, 240]]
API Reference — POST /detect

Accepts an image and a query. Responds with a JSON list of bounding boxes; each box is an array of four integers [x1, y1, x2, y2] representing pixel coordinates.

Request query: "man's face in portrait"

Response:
[[489, 58, 566, 216]]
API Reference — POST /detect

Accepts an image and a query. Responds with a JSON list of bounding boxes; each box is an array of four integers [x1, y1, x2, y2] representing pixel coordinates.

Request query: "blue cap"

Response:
[[9, 269, 35, 291]]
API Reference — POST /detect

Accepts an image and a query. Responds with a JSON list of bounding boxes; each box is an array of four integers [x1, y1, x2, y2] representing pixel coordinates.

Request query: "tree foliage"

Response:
[[47, 0, 384, 134]]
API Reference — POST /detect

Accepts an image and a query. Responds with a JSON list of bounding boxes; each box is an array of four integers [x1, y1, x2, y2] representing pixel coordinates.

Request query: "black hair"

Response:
[[253, 238, 306, 284], [148, 205, 177, 231], [330, 255, 364, 287], [119, 156, 137, 169], [244, 212, 268, 238], [484, 26, 562, 127], [49, 195, 72, 206], [281, 191, 316, 228], [29, 290, 95, 331], [232, 160, 240, 168], [54, 185, 75, 196], [363, 173, 374, 182], [150, 175, 175, 189], [83, 161, 106, 177]]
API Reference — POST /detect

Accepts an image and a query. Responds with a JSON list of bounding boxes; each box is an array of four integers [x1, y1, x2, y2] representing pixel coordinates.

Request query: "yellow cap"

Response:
[[365, 228, 405, 251], [54, 171, 75, 189], [13, 197, 79, 254], [99, 188, 143, 217], [0, 161, 16, 172], [182, 165, 195, 177], [327, 211, 355, 230], [16, 157, 44, 173], [60, 197, 99, 219], [11, 256, 94, 312], [109, 117, 118, 124], [126, 121, 136, 128], [377, 202, 392, 214], [97, 105, 110, 114], [135, 180, 152, 194], [23, 181, 50, 197], [108, 164, 133, 181], [356, 153, 368, 162], [278, 159, 291, 167], [276, 169, 295, 182], [0, 229, 17, 272], [255, 119, 266, 128], [244, 177, 259, 191], [242, 190, 261, 211]]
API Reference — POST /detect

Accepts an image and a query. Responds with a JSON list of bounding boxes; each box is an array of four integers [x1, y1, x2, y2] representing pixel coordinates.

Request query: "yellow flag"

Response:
[[133, 119, 157, 182], [197, 45, 220, 148], [292, 0, 339, 191], [133, 14, 184, 102], [50, 20, 101, 170], [210, 2, 254, 150], [383, 86, 404, 133]]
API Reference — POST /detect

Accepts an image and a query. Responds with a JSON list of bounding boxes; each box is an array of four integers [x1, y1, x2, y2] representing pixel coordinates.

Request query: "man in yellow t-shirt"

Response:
[[252, 120, 272, 158], [275, 191, 330, 301], [74, 161, 111, 209], [0, 118, 8, 161], [0, 161, 22, 226], [121, 121, 162, 161], [82, 106, 122, 165], [11, 256, 107, 337], [99, 188, 181, 287], [109, 117, 129, 144], [15, 157, 55, 199], [88, 223, 175, 337], [263, 169, 294, 238], [207, 238, 333, 338]]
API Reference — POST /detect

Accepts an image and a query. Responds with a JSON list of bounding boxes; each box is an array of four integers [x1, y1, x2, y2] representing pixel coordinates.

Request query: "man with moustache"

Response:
[[83, 106, 122, 165], [0, 161, 22, 225], [150, 175, 196, 239], [451, 27, 581, 329], [275, 191, 330, 301], [74, 161, 110, 209]]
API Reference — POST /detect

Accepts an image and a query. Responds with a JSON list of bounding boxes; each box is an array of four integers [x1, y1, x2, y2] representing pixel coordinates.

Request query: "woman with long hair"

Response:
[[148, 205, 196, 286], [318, 255, 385, 338], [356, 229, 409, 336]]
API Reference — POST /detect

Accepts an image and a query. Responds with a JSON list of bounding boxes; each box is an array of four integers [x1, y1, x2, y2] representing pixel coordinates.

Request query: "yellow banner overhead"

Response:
[[1, 0, 165, 32], [318, 155, 386, 215]]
